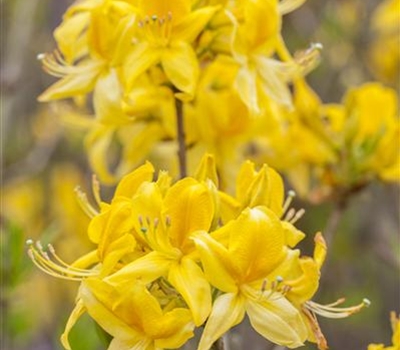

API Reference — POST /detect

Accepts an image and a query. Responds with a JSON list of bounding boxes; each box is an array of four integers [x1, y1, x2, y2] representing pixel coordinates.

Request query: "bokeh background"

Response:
[[2, 0, 399, 349]]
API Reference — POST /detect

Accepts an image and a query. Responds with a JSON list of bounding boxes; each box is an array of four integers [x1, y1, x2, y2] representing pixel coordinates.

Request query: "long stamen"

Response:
[[27, 240, 99, 281], [75, 186, 99, 218], [289, 208, 305, 224], [37, 51, 89, 78], [305, 298, 370, 319], [282, 190, 296, 217], [91, 175, 102, 207]]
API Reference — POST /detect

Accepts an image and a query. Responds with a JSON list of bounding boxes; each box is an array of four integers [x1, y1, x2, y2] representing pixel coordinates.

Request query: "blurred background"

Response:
[[1, 0, 399, 349]]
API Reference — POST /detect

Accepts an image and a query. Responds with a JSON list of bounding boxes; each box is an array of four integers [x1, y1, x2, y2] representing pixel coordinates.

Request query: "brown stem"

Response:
[[175, 97, 187, 178], [210, 337, 224, 350]]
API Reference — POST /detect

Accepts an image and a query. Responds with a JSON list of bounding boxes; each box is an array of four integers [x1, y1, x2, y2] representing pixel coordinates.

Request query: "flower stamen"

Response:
[[27, 240, 99, 281]]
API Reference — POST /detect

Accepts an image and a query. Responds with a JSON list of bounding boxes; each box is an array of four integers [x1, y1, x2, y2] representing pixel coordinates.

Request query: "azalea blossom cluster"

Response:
[[28, 0, 397, 349], [28, 156, 368, 350], [38, 0, 319, 185], [251, 81, 400, 202]]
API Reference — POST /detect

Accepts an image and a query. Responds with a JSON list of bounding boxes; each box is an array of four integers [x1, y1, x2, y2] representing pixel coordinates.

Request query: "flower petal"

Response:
[[38, 60, 103, 101], [192, 231, 237, 293], [173, 6, 220, 43], [153, 309, 194, 349], [168, 257, 211, 326], [197, 293, 245, 350], [80, 280, 139, 340], [61, 299, 86, 350], [163, 178, 214, 251], [107, 251, 172, 285], [227, 207, 286, 283], [161, 42, 199, 95], [123, 43, 160, 90], [246, 297, 307, 348], [114, 161, 155, 198]]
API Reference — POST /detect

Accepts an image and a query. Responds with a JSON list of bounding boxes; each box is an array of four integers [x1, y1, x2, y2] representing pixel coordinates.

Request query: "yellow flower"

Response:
[[218, 159, 285, 222], [38, 0, 135, 101], [185, 58, 254, 187], [227, 0, 298, 113], [193, 206, 308, 349], [79, 278, 195, 350], [323, 82, 400, 185], [124, 0, 219, 96], [107, 174, 215, 326]]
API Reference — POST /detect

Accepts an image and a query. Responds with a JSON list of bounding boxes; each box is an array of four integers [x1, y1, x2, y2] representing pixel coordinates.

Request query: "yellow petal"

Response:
[[234, 66, 260, 114], [173, 6, 220, 43], [285, 258, 320, 304], [313, 232, 327, 269], [80, 280, 139, 340], [100, 233, 137, 276], [115, 122, 167, 178], [108, 337, 151, 350], [153, 308, 194, 349], [54, 12, 89, 62], [192, 231, 238, 293], [93, 70, 132, 125], [246, 297, 307, 348], [282, 221, 306, 248], [227, 207, 286, 283], [164, 178, 214, 251], [61, 299, 86, 350], [108, 251, 172, 285], [38, 60, 103, 101], [219, 191, 241, 223], [139, 0, 190, 21], [161, 42, 199, 95], [114, 161, 155, 198], [242, 0, 280, 52], [194, 153, 219, 187], [255, 56, 295, 108], [168, 257, 211, 326], [124, 43, 160, 89], [197, 293, 245, 350], [85, 126, 118, 184]]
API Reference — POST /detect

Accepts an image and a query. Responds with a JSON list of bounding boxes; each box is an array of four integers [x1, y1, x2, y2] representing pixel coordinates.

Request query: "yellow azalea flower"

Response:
[[85, 77, 176, 183], [38, 0, 135, 101], [123, 0, 219, 96], [226, 0, 298, 113], [252, 81, 399, 201], [186, 58, 254, 187], [78, 278, 195, 350], [323, 83, 400, 186], [193, 206, 309, 349], [368, 312, 400, 350], [106, 174, 215, 326], [218, 160, 285, 222]]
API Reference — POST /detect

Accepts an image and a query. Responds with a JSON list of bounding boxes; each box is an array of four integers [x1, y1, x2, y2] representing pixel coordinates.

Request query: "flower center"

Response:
[[136, 13, 174, 47]]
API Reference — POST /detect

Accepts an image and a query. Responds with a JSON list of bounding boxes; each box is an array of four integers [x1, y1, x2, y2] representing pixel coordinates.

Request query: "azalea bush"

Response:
[[2, 0, 399, 349]]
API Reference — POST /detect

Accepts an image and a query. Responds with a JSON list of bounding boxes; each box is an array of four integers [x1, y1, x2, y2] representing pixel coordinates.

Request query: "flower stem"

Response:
[[175, 97, 187, 178]]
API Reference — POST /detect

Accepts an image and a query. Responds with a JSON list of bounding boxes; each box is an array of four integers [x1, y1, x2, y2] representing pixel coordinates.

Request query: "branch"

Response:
[[175, 97, 187, 178]]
